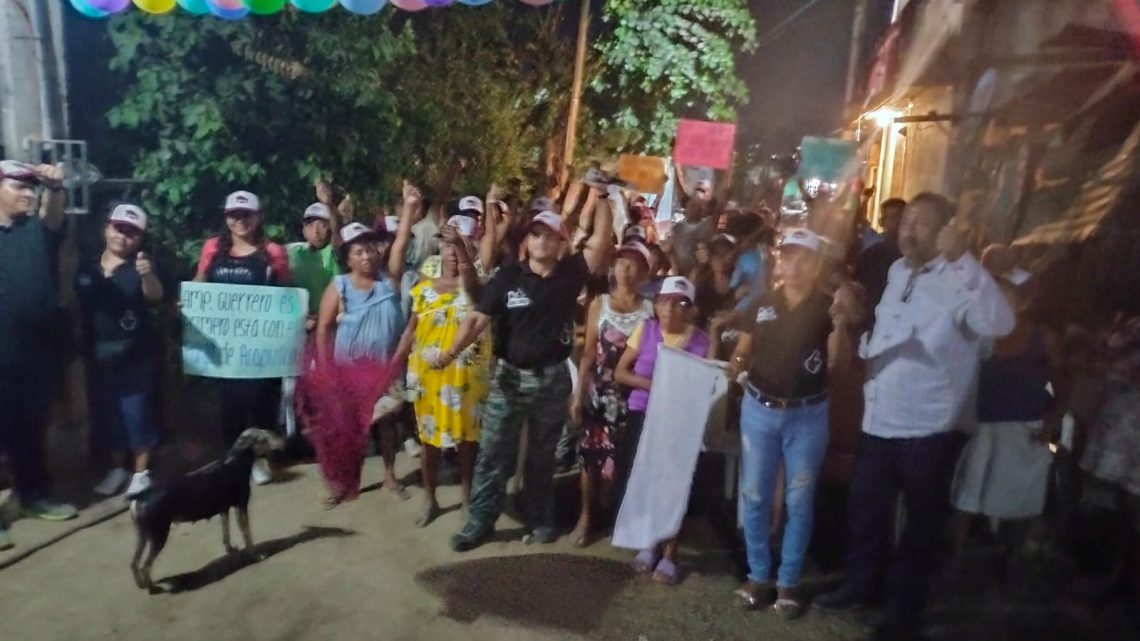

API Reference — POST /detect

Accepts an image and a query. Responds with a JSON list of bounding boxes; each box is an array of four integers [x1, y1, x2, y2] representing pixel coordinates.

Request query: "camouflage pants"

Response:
[[466, 361, 573, 532]]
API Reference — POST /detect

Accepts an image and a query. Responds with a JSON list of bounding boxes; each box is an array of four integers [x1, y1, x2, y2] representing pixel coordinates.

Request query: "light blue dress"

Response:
[[332, 274, 405, 363]]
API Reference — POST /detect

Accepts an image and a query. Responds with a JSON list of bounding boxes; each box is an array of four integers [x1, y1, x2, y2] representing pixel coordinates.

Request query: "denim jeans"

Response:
[[88, 356, 159, 454], [739, 393, 829, 587]]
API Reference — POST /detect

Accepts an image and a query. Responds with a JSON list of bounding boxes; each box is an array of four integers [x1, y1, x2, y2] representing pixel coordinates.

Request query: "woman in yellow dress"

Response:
[[395, 217, 491, 527]]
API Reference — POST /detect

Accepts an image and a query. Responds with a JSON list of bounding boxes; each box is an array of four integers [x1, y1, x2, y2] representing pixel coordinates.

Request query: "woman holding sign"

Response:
[[194, 191, 292, 484], [308, 184, 414, 505]]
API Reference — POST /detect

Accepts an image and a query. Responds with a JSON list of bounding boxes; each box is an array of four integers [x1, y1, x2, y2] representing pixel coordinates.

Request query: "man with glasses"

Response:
[[814, 193, 1015, 641], [0, 160, 77, 550]]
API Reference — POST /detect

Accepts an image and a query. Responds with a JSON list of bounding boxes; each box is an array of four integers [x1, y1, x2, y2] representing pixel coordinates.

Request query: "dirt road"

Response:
[[2, 454, 1133, 641]]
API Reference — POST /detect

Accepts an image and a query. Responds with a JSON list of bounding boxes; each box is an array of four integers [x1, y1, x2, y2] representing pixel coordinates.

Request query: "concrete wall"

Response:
[[0, 0, 69, 160]]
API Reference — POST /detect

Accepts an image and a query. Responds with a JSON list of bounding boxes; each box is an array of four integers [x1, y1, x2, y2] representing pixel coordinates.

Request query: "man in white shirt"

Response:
[[814, 193, 1015, 641]]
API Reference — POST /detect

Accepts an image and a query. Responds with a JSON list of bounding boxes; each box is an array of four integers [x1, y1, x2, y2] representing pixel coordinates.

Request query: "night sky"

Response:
[[738, 0, 896, 156]]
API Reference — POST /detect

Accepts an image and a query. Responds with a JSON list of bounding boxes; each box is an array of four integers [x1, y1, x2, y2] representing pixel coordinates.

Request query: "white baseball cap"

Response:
[[458, 195, 484, 214], [526, 210, 567, 239], [529, 196, 555, 213], [657, 276, 696, 303], [440, 214, 476, 238], [109, 204, 148, 231], [0, 160, 37, 184], [224, 190, 260, 213], [615, 241, 651, 266], [303, 202, 331, 221], [778, 228, 822, 253], [340, 222, 376, 245], [383, 216, 400, 234]]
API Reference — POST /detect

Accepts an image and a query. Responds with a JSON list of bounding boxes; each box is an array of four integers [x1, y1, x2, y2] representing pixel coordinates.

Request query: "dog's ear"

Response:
[[231, 429, 258, 453]]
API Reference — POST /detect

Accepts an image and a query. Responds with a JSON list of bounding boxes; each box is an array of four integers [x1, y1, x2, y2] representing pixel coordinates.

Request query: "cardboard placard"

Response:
[[180, 282, 308, 379], [616, 155, 668, 193], [673, 120, 737, 169]]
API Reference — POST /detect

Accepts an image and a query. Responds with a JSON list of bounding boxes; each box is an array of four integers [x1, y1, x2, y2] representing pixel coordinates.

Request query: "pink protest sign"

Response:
[[673, 119, 736, 169]]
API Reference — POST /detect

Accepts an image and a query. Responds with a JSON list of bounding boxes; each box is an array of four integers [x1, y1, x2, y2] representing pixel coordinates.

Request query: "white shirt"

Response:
[[859, 252, 1015, 438]]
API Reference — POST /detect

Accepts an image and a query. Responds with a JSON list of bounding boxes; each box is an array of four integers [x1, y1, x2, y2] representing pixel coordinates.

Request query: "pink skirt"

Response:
[[298, 353, 398, 502]]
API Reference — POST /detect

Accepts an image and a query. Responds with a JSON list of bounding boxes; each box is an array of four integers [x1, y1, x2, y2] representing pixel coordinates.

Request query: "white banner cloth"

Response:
[[612, 346, 728, 550]]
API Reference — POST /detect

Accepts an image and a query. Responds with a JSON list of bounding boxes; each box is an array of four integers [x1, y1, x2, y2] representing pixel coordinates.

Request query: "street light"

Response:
[[865, 107, 904, 127]]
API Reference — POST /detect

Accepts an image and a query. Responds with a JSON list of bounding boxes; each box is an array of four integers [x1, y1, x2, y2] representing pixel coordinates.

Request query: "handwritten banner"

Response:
[[673, 119, 737, 170], [616, 155, 668, 193], [180, 282, 308, 379]]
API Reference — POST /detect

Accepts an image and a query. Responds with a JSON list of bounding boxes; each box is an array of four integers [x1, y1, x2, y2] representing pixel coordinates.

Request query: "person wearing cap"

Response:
[[813, 193, 1014, 639], [441, 190, 612, 552], [308, 181, 415, 503], [569, 241, 654, 547], [75, 203, 164, 498], [614, 275, 714, 584], [391, 218, 490, 527], [194, 190, 291, 483], [0, 160, 77, 545], [724, 227, 859, 618]]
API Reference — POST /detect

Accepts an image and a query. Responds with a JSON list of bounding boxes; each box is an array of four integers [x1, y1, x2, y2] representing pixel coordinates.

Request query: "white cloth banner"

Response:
[[612, 346, 729, 550]]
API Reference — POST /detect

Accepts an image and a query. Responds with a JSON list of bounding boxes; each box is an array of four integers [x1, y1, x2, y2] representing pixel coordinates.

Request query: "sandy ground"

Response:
[[2, 452, 1137, 641]]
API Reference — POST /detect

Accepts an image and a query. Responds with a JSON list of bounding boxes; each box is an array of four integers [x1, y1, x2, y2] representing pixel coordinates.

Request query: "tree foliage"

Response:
[[594, 0, 757, 154], [103, 2, 755, 265]]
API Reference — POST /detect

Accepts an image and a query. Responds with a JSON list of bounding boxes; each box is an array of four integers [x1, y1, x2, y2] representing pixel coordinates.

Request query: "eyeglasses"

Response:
[[111, 223, 142, 238]]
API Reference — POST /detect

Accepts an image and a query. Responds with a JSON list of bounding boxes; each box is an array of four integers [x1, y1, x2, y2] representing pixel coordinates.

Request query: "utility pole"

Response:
[[845, 0, 869, 107], [560, 0, 591, 191]]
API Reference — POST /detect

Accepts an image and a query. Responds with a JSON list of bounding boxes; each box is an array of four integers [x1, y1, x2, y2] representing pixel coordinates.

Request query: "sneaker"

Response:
[[522, 526, 558, 545], [251, 462, 273, 486], [93, 468, 130, 496], [404, 438, 422, 459], [812, 583, 870, 613], [21, 499, 78, 522], [0, 524, 13, 551], [450, 523, 493, 553], [125, 471, 152, 498]]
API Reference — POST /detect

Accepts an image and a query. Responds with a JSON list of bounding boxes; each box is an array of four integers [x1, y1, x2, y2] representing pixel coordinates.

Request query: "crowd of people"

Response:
[[2, 155, 1139, 640]]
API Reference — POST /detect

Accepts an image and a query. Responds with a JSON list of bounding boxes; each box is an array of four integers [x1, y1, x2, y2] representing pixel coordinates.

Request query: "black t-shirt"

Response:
[[477, 253, 589, 369], [737, 288, 834, 399], [0, 215, 61, 366], [75, 258, 159, 364]]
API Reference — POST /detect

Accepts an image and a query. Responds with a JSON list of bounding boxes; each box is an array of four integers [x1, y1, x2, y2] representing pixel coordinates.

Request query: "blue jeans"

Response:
[[88, 357, 159, 454], [739, 393, 829, 587]]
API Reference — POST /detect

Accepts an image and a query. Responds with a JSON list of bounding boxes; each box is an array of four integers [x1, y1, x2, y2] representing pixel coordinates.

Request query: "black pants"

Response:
[[217, 378, 280, 447], [0, 365, 52, 502], [843, 431, 959, 630]]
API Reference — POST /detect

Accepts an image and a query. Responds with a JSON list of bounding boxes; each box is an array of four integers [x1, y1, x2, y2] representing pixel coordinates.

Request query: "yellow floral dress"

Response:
[[405, 280, 492, 449]]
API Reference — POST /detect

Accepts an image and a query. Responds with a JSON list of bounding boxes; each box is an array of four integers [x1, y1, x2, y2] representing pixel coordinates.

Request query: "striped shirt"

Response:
[[860, 252, 1015, 438]]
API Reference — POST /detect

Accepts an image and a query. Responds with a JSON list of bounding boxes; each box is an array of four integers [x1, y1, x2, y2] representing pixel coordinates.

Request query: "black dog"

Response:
[[129, 428, 284, 592]]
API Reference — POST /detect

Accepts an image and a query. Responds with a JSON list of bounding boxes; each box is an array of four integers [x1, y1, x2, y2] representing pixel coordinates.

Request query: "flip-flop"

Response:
[[631, 549, 660, 574], [652, 558, 680, 586], [569, 526, 591, 548], [385, 481, 410, 501]]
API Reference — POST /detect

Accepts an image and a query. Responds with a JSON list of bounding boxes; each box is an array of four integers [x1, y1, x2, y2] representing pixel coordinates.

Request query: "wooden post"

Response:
[[560, 0, 591, 191]]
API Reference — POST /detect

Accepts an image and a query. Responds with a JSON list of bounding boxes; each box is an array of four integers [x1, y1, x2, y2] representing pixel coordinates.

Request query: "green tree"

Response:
[[593, 0, 757, 154]]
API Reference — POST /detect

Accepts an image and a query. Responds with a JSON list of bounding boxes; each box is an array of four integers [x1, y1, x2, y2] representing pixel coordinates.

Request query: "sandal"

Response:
[[734, 580, 775, 610], [415, 502, 441, 528], [772, 587, 805, 621], [384, 480, 410, 501], [651, 558, 680, 586], [569, 524, 591, 548], [631, 549, 660, 574]]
